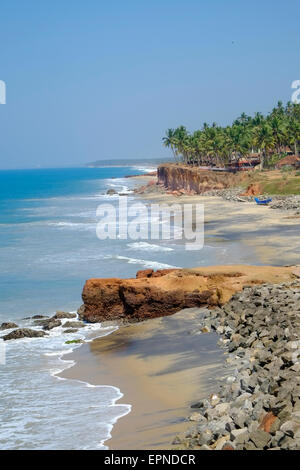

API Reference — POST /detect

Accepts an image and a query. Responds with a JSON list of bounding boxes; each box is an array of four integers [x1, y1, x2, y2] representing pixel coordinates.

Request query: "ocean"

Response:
[[0, 166, 253, 449]]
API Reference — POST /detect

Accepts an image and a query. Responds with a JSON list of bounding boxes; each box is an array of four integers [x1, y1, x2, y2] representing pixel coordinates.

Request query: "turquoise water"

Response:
[[0, 167, 144, 318]]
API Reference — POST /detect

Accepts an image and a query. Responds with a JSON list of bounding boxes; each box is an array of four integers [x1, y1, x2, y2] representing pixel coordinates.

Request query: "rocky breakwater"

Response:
[[174, 273, 300, 450], [157, 164, 246, 195], [79, 265, 296, 324]]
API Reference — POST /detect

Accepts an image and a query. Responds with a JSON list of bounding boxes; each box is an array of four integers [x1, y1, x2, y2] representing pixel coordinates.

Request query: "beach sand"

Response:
[[60, 309, 229, 449], [138, 191, 300, 266]]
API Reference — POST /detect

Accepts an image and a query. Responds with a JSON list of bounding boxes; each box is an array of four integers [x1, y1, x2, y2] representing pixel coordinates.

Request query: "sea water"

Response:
[[0, 166, 252, 449]]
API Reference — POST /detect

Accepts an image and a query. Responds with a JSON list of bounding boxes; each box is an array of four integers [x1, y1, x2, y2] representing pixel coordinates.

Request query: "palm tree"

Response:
[[254, 123, 275, 168], [163, 129, 178, 162], [163, 100, 300, 169]]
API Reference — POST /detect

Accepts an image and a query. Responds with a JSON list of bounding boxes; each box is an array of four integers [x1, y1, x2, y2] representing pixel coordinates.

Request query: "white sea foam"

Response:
[[110, 255, 180, 270], [0, 315, 131, 450], [132, 166, 156, 173], [47, 221, 96, 231], [127, 242, 174, 252]]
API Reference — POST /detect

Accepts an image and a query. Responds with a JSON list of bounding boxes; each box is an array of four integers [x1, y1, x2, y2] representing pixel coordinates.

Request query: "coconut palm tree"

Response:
[[163, 101, 300, 168], [163, 129, 179, 162], [254, 123, 275, 168]]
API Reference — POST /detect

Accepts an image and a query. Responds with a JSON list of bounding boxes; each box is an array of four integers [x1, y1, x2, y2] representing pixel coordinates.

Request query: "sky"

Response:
[[0, 0, 299, 169]]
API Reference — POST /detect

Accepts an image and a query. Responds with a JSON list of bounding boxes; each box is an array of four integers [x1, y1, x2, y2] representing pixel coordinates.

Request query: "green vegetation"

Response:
[[163, 101, 300, 169], [261, 177, 300, 195], [65, 339, 84, 345], [239, 169, 300, 195]]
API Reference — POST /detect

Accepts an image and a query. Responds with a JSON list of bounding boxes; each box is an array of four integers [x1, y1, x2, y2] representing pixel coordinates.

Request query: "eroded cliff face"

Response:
[[79, 265, 296, 323], [157, 164, 244, 194]]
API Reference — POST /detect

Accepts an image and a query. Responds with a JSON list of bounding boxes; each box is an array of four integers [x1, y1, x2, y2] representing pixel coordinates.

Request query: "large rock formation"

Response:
[[157, 164, 247, 194], [79, 265, 296, 323]]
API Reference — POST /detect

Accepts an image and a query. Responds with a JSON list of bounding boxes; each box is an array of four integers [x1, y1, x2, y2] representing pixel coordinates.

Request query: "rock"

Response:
[[215, 403, 230, 416], [209, 394, 220, 407], [292, 267, 300, 278], [64, 329, 79, 334], [3, 328, 47, 341], [231, 410, 247, 429], [249, 429, 271, 449], [189, 412, 206, 423], [213, 435, 231, 450], [136, 269, 154, 279], [201, 326, 211, 333], [53, 311, 77, 319], [33, 319, 53, 327], [43, 319, 62, 330], [259, 412, 280, 434], [222, 443, 235, 450], [106, 189, 117, 195], [0, 322, 18, 330], [190, 400, 208, 409], [243, 442, 257, 450], [62, 321, 85, 329], [230, 428, 248, 443], [280, 420, 300, 438], [80, 265, 295, 323], [197, 430, 213, 446], [31, 315, 48, 319]]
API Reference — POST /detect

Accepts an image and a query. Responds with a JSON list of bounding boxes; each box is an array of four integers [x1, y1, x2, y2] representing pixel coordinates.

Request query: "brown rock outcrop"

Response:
[[136, 268, 179, 279], [157, 164, 247, 194], [80, 265, 296, 324]]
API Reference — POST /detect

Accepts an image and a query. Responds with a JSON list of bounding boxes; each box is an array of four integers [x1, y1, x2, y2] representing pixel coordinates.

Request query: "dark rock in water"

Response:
[[43, 319, 62, 330], [62, 321, 85, 329], [3, 328, 47, 341], [64, 329, 79, 334], [77, 305, 85, 317], [34, 319, 53, 327], [106, 189, 117, 195], [32, 315, 48, 319], [0, 322, 19, 330], [53, 311, 77, 319]]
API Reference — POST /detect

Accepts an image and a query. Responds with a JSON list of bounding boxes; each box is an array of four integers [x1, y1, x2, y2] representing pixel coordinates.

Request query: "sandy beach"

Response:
[[136, 177, 300, 266], [60, 309, 229, 449]]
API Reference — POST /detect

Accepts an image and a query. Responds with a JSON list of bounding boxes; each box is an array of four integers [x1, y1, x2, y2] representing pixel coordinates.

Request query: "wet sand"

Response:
[[139, 191, 300, 266], [60, 309, 229, 449]]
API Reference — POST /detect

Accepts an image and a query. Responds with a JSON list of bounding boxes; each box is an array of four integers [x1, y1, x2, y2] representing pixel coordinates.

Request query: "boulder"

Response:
[[80, 265, 296, 323], [3, 328, 47, 341], [53, 311, 77, 319], [43, 319, 62, 330], [249, 429, 271, 449], [259, 412, 280, 434], [0, 322, 18, 330], [62, 321, 85, 329]]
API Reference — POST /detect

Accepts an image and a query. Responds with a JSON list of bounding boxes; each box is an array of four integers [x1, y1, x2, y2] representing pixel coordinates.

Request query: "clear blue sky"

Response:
[[0, 0, 299, 169]]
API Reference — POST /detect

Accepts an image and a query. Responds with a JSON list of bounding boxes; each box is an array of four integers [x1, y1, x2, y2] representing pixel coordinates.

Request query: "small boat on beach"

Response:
[[254, 197, 272, 205]]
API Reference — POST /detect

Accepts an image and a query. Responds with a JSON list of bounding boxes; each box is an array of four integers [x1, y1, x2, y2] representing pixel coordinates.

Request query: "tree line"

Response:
[[163, 101, 300, 168]]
